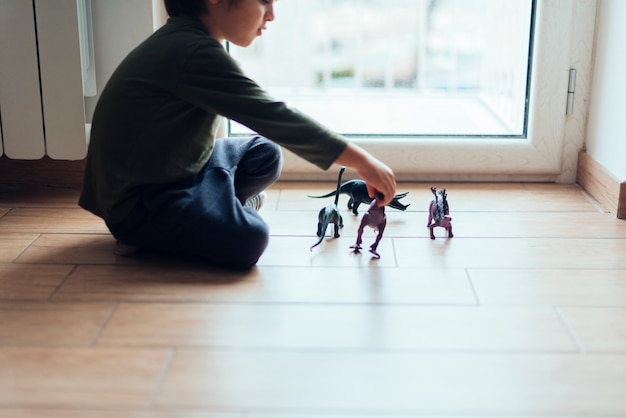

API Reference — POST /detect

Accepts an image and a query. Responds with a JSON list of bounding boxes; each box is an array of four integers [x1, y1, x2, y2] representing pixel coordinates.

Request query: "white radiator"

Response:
[[0, 0, 93, 160]]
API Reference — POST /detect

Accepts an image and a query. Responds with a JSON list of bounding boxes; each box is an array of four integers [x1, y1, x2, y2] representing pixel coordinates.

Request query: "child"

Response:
[[79, 0, 397, 269]]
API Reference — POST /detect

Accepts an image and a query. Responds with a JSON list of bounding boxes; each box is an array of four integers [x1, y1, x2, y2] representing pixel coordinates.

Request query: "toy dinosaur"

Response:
[[427, 185, 453, 240], [350, 196, 386, 259], [311, 166, 345, 251], [309, 178, 410, 215]]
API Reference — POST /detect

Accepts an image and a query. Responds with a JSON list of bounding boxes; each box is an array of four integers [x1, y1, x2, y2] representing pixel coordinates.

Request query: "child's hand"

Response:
[[334, 143, 397, 207], [357, 159, 396, 207]]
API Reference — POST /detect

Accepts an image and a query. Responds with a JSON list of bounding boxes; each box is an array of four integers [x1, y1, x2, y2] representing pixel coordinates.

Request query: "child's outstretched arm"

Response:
[[334, 142, 397, 206]]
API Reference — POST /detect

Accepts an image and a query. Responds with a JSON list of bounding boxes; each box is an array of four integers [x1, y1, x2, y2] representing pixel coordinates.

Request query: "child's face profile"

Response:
[[204, 0, 275, 47]]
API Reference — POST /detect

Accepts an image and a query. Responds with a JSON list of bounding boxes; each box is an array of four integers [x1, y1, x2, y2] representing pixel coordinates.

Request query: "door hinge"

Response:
[[566, 68, 576, 116]]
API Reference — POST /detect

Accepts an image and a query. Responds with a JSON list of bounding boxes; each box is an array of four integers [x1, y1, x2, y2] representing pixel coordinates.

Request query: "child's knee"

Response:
[[223, 221, 270, 269], [194, 216, 267, 269], [252, 138, 283, 171]]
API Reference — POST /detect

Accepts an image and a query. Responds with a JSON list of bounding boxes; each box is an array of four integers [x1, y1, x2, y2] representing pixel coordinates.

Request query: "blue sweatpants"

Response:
[[107, 136, 283, 269]]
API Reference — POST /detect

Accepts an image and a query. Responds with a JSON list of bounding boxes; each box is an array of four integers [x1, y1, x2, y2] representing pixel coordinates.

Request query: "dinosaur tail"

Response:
[[308, 178, 359, 199], [310, 216, 330, 251], [334, 166, 346, 207], [307, 191, 337, 199]]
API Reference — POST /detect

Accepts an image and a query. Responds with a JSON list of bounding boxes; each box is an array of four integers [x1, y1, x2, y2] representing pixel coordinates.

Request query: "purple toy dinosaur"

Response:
[[350, 197, 386, 259], [427, 186, 453, 240]]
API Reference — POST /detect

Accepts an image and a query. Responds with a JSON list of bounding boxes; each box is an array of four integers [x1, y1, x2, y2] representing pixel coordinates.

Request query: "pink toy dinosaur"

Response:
[[350, 197, 386, 259], [427, 186, 453, 240]]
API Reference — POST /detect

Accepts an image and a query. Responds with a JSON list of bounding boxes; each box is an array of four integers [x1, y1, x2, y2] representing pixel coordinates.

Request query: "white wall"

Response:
[[585, 0, 626, 181]]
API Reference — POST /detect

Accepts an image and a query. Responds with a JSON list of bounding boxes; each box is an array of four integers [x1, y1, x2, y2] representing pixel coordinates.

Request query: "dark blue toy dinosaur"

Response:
[[310, 166, 345, 251], [309, 178, 410, 215]]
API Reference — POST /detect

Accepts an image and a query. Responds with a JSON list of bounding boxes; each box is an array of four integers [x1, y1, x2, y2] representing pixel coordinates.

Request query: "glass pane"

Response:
[[229, 0, 534, 137]]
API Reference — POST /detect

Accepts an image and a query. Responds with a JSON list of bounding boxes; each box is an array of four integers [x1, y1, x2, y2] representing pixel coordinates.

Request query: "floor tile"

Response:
[[13, 234, 120, 265], [408, 182, 599, 213], [13, 234, 245, 268], [447, 212, 626, 238], [156, 350, 626, 415], [259, 236, 397, 267], [0, 263, 73, 300], [394, 237, 626, 269], [98, 304, 576, 352], [0, 347, 171, 408], [0, 233, 37, 263], [0, 302, 114, 346], [469, 269, 626, 306], [0, 208, 108, 234], [560, 307, 626, 352], [53, 265, 476, 305]]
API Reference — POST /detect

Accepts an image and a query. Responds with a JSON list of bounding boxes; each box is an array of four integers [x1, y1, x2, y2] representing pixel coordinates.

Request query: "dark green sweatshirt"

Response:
[[80, 16, 347, 224]]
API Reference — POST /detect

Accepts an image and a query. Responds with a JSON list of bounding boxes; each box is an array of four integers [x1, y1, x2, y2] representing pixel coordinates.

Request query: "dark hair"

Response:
[[164, 0, 206, 17], [164, 0, 241, 17]]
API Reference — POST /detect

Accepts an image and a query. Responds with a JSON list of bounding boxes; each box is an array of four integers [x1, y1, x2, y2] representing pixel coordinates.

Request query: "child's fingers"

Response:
[[368, 185, 391, 206]]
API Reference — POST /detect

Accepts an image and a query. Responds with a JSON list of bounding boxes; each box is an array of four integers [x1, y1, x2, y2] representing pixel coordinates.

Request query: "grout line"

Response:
[[0, 207, 11, 220], [90, 302, 120, 346], [9, 232, 41, 264], [47, 264, 79, 301], [555, 306, 586, 354], [465, 268, 481, 306], [146, 348, 176, 408], [391, 237, 399, 267]]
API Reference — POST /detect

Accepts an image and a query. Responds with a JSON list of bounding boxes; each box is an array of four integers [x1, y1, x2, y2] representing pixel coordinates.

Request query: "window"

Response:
[[227, 0, 595, 181], [231, 0, 534, 137]]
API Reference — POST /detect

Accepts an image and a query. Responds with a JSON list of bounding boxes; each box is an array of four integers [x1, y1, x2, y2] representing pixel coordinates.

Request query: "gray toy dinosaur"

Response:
[[310, 166, 345, 251], [309, 178, 410, 215]]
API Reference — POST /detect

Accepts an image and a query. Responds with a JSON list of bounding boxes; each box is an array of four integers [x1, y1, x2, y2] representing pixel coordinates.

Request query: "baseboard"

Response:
[[1, 153, 624, 219], [576, 152, 626, 219], [0, 156, 85, 189]]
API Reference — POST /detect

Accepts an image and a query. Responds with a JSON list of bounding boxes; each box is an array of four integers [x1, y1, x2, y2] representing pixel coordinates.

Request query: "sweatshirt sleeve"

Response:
[[176, 39, 347, 170]]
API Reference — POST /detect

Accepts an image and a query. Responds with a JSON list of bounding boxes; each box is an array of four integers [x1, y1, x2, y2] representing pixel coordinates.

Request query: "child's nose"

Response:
[[265, 5, 274, 21]]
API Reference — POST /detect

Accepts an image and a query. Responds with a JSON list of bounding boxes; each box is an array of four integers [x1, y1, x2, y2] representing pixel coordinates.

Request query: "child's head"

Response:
[[168, 0, 274, 47], [164, 0, 242, 17]]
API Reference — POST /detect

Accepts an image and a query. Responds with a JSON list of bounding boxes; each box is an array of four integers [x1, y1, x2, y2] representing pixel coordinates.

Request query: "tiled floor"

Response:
[[0, 182, 625, 417]]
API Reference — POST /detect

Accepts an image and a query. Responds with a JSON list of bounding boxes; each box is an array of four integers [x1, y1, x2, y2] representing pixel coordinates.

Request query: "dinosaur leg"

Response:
[[429, 225, 436, 240], [347, 198, 355, 213], [316, 208, 325, 236], [447, 224, 453, 238], [350, 225, 365, 253], [333, 221, 341, 238], [369, 220, 386, 259]]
